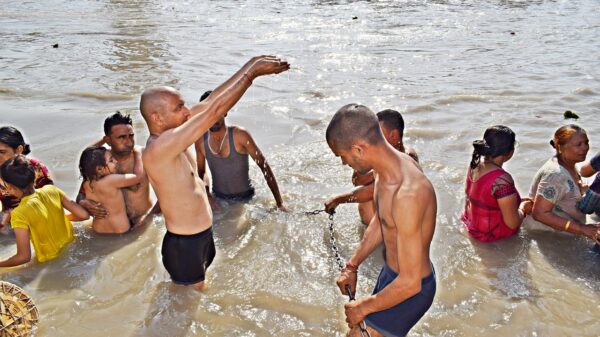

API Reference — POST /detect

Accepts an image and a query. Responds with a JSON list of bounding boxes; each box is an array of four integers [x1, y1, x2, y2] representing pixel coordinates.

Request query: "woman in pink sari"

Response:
[[461, 125, 532, 242]]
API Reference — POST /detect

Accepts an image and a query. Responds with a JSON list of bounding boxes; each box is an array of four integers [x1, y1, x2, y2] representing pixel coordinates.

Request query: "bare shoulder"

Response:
[[142, 135, 163, 160], [95, 174, 123, 190], [396, 170, 435, 206], [82, 180, 94, 194], [405, 145, 419, 162], [232, 126, 252, 141], [233, 126, 259, 153]]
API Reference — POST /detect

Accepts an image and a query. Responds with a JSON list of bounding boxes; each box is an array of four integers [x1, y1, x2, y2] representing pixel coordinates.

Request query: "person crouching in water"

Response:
[[461, 125, 532, 242], [79, 146, 144, 234], [0, 156, 89, 267]]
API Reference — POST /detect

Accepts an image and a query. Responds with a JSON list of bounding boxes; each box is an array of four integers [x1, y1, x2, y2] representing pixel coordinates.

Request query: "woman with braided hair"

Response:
[[461, 125, 532, 242]]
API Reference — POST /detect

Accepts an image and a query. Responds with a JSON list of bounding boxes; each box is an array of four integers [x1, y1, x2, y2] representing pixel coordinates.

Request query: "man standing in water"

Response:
[[78, 112, 157, 229], [327, 104, 436, 337], [140, 56, 289, 290], [195, 90, 285, 210]]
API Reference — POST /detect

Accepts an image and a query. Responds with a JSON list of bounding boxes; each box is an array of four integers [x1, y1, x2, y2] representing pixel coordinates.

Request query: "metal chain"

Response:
[[327, 212, 345, 271], [305, 209, 372, 337], [304, 209, 344, 271]]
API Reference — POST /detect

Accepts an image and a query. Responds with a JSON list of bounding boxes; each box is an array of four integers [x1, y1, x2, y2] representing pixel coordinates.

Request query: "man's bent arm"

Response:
[[347, 213, 383, 268], [0, 228, 32, 267], [242, 131, 284, 207], [261, 161, 283, 207], [325, 183, 374, 214], [352, 170, 374, 186]]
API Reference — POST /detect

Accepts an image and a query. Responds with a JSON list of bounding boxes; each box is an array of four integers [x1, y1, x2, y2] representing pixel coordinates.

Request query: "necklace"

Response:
[[208, 127, 228, 155]]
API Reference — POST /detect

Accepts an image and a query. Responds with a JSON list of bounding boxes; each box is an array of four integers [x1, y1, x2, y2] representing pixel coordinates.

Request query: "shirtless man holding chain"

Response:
[[140, 56, 289, 290], [327, 104, 437, 337]]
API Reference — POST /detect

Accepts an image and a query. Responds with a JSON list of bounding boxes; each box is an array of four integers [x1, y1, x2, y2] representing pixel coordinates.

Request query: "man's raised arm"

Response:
[[149, 56, 289, 157]]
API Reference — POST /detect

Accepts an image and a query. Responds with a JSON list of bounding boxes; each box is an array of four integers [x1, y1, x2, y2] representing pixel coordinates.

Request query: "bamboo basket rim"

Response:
[[0, 281, 39, 337]]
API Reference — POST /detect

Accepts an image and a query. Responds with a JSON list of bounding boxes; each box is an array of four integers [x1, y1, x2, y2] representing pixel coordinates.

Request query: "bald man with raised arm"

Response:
[[140, 56, 289, 290], [327, 104, 436, 337]]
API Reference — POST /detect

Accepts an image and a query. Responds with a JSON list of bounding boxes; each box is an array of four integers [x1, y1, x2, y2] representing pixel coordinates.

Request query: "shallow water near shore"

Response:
[[1, 0, 600, 336]]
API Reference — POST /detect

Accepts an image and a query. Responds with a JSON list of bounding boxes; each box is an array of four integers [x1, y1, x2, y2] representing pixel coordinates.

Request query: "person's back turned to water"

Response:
[[461, 125, 532, 242], [0, 155, 89, 267]]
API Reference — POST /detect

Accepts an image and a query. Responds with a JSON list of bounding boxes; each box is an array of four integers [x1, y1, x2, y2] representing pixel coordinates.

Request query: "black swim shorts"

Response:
[[161, 227, 216, 285]]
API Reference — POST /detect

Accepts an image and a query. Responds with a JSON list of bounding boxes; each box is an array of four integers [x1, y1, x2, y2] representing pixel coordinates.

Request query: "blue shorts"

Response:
[[364, 264, 436, 337]]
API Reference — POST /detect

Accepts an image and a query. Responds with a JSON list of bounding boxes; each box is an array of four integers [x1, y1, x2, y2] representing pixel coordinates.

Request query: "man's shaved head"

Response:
[[139, 86, 178, 121], [326, 104, 383, 150]]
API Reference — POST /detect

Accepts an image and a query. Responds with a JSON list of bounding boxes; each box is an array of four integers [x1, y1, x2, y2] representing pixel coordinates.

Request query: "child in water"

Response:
[[0, 155, 89, 267], [79, 146, 144, 234]]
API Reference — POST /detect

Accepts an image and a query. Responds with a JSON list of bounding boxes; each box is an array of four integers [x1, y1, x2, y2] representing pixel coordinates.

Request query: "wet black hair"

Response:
[[326, 104, 384, 150], [470, 125, 516, 170], [0, 126, 31, 155], [103, 111, 133, 136], [79, 146, 108, 181], [0, 155, 35, 190], [376, 109, 405, 135], [199, 90, 213, 102]]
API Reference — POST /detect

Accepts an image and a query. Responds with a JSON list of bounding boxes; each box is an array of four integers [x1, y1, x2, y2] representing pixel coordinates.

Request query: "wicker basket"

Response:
[[0, 281, 38, 337]]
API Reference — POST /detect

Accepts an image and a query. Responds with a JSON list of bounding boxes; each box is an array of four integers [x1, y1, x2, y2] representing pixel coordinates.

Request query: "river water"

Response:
[[1, 0, 599, 336]]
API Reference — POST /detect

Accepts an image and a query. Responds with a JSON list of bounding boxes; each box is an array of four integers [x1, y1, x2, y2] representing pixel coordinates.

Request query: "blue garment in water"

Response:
[[364, 264, 436, 337]]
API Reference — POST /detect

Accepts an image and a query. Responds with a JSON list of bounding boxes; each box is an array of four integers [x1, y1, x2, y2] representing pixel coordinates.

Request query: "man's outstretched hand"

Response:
[[247, 56, 290, 79]]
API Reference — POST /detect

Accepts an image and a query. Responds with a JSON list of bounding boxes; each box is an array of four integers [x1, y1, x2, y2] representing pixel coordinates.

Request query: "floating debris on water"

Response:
[[52, 43, 58, 48], [563, 110, 579, 119]]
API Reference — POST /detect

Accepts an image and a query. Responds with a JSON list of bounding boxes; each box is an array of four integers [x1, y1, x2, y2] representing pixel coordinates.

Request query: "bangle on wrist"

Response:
[[344, 261, 359, 272], [563, 220, 571, 232]]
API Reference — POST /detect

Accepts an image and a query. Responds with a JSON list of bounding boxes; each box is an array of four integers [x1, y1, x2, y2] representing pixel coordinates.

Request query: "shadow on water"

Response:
[[529, 230, 600, 291], [132, 281, 198, 337], [0, 224, 149, 291], [469, 233, 538, 299]]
